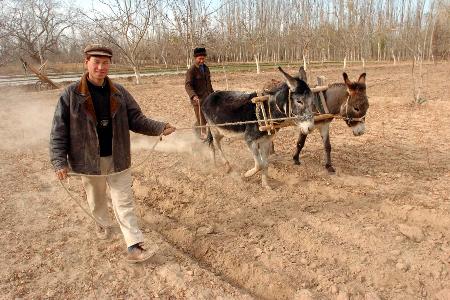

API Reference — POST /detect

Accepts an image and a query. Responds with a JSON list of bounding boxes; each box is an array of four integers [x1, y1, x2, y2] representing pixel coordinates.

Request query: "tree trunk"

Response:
[[391, 50, 397, 65], [133, 65, 142, 85], [161, 47, 168, 69], [377, 41, 381, 61], [254, 54, 260, 74]]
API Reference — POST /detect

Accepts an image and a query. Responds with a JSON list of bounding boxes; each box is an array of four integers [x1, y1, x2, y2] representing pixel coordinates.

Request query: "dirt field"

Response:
[[0, 62, 449, 299]]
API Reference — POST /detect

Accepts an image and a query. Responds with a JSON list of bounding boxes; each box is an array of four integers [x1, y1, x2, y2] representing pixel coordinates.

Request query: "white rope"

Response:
[[174, 116, 301, 131], [59, 134, 163, 228], [57, 115, 303, 228], [67, 134, 163, 178]]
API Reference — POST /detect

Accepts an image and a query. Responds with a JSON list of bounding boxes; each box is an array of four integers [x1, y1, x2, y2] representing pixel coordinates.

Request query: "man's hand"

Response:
[[162, 123, 176, 136], [55, 167, 69, 180], [192, 96, 200, 104]]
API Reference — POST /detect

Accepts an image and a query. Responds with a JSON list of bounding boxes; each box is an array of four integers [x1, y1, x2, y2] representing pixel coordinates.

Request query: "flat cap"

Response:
[[84, 44, 113, 57]]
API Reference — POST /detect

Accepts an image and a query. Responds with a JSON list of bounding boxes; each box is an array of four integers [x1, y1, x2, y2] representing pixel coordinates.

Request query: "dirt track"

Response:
[[0, 62, 449, 299]]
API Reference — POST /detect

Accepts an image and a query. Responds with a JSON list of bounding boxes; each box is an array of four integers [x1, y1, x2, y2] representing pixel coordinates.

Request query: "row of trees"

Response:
[[1, 0, 449, 82]]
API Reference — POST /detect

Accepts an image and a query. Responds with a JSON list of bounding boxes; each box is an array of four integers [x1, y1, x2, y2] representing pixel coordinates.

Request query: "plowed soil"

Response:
[[0, 62, 449, 299]]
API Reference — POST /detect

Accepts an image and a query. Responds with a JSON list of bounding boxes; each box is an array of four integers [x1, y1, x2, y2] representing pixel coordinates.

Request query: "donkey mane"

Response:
[[263, 80, 287, 95], [328, 82, 366, 92], [328, 82, 346, 88]]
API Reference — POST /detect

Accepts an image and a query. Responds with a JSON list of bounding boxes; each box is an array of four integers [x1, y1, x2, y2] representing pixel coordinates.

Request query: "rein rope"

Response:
[[59, 133, 163, 229], [58, 115, 304, 226], [59, 91, 366, 227]]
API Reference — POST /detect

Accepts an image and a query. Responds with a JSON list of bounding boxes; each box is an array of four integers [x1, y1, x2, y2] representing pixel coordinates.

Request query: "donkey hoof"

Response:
[[326, 165, 336, 173], [293, 159, 301, 165], [262, 181, 272, 190], [244, 168, 260, 178]]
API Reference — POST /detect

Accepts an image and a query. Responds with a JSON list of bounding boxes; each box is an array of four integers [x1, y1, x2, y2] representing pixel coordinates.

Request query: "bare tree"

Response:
[[164, 0, 219, 67], [2, 0, 450, 69], [82, 0, 159, 84], [5, 0, 76, 66], [432, 1, 450, 60]]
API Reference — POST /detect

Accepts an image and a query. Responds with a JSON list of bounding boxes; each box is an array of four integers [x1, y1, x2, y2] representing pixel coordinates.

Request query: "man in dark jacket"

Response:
[[50, 44, 175, 263], [185, 47, 214, 138]]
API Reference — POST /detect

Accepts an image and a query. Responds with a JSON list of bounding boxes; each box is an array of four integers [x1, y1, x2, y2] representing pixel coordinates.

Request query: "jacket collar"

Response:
[[75, 72, 121, 121], [75, 72, 121, 96]]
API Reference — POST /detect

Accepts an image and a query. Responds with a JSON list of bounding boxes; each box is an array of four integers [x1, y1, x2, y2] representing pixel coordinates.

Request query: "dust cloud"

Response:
[[0, 91, 208, 156], [0, 92, 55, 151], [131, 131, 211, 157]]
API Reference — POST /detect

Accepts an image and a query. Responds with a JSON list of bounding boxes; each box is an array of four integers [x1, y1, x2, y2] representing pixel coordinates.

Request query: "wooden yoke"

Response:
[[252, 94, 273, 134], [252, 94, 297, 134], [251, 95, 269, 103], [311, 85, 330, 114], [310, 86, 328, 93]]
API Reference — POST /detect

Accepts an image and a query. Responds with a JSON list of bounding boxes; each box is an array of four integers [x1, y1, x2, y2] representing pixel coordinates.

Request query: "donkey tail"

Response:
[[205, 128, 213, 146]]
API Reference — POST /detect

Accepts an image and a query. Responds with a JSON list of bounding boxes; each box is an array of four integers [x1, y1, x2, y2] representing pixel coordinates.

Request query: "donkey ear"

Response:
[[358, 73, 366, 84], [343, 72, 352, 86], [298, 66, 307, 83], [278, 66, 297, 90]]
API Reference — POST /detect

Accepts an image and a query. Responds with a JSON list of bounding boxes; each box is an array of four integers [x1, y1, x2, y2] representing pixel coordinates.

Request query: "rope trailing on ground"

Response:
[[59, 134, 163, 228], [57, 112, 361, 227]]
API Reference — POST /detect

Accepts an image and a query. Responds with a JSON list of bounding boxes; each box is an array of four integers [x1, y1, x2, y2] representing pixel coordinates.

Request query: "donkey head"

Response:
[[340, 72, 369, 136], [277, 66, 314, 134]]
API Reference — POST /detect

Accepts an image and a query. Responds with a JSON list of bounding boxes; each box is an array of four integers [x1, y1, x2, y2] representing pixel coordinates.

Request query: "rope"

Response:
[[59, 134, 163, 229], [173, 116, 301, 131], [67, 134, 163, 178], [58, 110, 363, 228], [59, 180, 107, 226]]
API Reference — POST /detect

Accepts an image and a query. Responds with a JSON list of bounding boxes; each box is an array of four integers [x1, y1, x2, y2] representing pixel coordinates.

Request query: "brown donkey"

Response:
[[292, 70, 369, 173]]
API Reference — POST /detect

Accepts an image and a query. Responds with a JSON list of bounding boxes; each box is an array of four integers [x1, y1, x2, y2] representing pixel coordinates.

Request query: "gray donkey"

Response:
[[202, 67, 314, 189]]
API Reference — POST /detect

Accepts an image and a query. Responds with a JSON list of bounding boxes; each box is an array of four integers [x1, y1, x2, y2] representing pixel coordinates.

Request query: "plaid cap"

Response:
[[83, 44, 113, 57]]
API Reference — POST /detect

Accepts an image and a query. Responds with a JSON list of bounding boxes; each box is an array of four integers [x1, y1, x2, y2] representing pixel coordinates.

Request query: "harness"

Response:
[[310, 86, 366, 123], [311, 86, 329, 114], [253, 89, 299, 135], [343, 94, 366, 124]]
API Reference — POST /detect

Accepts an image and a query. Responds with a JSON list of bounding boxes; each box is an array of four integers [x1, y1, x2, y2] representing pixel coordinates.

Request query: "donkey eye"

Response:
[[354, 107, 360, 112]]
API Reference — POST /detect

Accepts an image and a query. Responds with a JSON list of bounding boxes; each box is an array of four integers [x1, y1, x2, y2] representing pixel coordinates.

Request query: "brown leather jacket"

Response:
[[50, 73, 166, 175], [185, 63, 214, 104]]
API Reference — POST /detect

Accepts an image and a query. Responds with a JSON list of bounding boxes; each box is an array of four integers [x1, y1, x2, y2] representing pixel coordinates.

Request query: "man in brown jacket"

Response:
[[50, 44, 175, 263], [185, 47, 214, 138]]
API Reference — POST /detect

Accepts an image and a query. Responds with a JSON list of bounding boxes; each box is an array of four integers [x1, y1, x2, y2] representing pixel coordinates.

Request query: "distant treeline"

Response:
[[2, 0, 449, 70]]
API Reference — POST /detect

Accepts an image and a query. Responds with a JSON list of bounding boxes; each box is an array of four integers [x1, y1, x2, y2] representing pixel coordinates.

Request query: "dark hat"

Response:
[[84, 44, 113, 57], [193, 47, 207, 57]]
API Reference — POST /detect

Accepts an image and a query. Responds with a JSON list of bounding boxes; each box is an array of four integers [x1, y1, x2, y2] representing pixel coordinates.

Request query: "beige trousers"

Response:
[[81, 156, 143, 247]]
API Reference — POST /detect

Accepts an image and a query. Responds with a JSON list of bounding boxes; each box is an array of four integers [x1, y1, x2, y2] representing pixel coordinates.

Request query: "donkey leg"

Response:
[[258, 138, 272, 189], [293, 133, 308, 165], [212, 131, 231, 173], [244, 141, 262, 178], [318, 123, 335, 173], [206, 129, 217, 165]]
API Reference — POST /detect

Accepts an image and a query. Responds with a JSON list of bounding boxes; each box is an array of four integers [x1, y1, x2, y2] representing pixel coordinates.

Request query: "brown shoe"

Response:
[[127, 243, 158, 264], [96, 225, 110, 240]]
